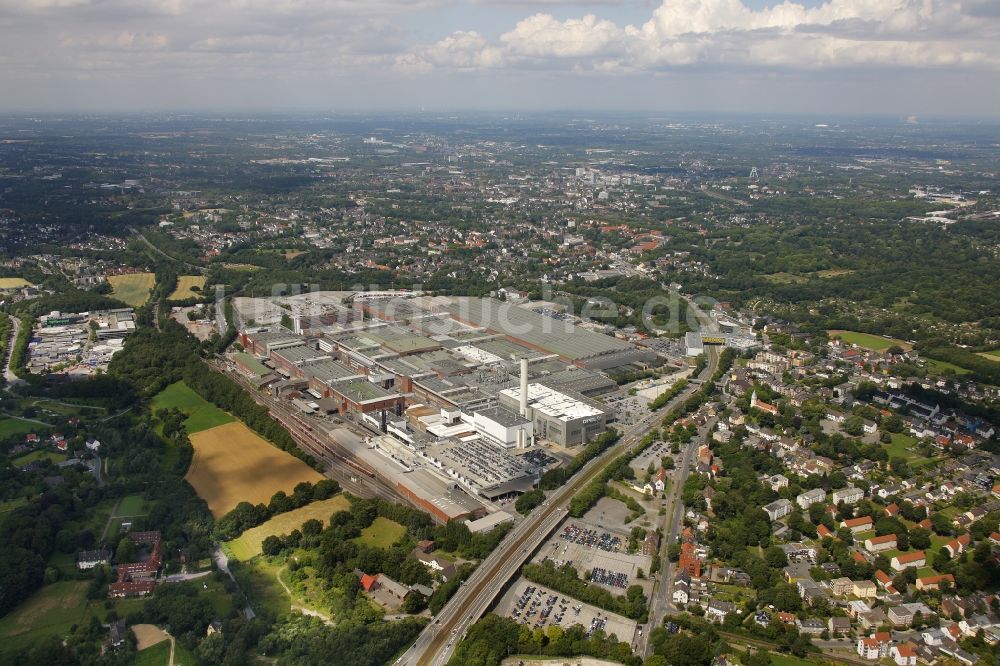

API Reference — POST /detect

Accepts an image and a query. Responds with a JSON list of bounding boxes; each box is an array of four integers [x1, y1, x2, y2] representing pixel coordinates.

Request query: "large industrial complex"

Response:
[[228, 291, 702, 519]]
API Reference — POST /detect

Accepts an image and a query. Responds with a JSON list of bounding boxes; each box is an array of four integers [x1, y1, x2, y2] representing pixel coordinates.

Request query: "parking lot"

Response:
[[496, 578, 638, 643], [533, 519, 653, 595], [629, 439, 677, 478], [602, 391, 644, 428]]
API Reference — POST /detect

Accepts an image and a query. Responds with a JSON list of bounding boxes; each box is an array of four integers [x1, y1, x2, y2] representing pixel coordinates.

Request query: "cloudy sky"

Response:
[[1, 0, 998, 116]]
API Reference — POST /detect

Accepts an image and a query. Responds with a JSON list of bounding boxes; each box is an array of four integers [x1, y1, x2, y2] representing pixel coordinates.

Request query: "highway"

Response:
[[403, 306, 723, 666]]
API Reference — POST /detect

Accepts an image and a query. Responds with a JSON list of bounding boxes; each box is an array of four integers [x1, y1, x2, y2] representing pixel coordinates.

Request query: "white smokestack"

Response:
[[519, 357, 529, 417]]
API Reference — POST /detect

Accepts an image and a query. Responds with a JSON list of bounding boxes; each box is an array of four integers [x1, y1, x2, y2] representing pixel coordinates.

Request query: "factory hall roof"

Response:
[[447, 297, 634, 362]]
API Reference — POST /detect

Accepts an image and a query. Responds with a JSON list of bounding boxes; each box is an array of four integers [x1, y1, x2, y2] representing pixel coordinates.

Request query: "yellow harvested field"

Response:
[[227, 495, 351, 561], [0, 277, 30, 289], [132, 624, 169, 650], [168, 275, 206, 301], [107, 272, 155, 307], [186, 421, 323, 517]]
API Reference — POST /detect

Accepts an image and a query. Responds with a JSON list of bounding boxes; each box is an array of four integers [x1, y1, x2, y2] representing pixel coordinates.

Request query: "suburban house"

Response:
[[890, 644, 918, 666], [841, 516, 873, 533], [829, 617, 852, 636], [945, 534, 971, 558], [705, 599, 736, 623], [890, 551, 926, 572], [916, 573, 955, 591], [864, 534, 897, 553]]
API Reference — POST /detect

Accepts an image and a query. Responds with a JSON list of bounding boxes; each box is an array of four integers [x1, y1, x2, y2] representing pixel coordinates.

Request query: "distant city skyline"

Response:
[[1, 0, 998, 116]]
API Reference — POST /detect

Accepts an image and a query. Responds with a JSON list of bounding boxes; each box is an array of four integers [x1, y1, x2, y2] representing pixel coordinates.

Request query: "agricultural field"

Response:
[[354, 516, 406, 549], [152, 381, 234, 433], [167, 275, 207, 301], [0, 277, 30, 289], [186, 421, 323, 517], [0, 417, 38, 438], [227, 494, 351, 561], [827, 330, 912, 351], [107, 272, 155, 307]]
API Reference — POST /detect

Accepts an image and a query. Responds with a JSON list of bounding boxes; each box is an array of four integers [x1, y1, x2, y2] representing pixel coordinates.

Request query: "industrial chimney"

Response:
[[519, 357, 529, 417]]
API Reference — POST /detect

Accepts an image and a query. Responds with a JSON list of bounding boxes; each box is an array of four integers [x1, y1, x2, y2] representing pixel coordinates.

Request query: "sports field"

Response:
[[827, 330, 912, 351], [0, 277, 30, 289], [168, 275, 206, 301], [186, 421, 323, 517], [977, 350, 1000, 363], [227, 494, 351, 561], [107, 272, 155, 307], [152, 381, 235, 433]]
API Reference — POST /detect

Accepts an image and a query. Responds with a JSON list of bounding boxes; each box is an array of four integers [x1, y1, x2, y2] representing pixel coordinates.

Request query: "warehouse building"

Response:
[[447, 297, 655, 370]]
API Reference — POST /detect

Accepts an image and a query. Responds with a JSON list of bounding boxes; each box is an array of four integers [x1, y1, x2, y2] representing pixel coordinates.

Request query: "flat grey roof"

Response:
[[475, 406, 529, 428], [447, 298, 634, 362]]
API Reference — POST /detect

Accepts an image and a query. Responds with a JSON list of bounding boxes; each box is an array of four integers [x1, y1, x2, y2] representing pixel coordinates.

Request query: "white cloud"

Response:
[[402, 0, 1000, 73]]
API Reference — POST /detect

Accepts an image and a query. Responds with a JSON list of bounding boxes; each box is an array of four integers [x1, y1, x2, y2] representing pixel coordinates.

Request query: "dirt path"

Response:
[[276, 564, 335, 625]]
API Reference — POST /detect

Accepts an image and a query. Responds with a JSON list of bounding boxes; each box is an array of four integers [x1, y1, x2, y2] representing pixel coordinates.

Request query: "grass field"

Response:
[[118, 494, 148, 516], [167, 275, 207, 301], [0, 417, 39, 438], [885, 432, 919, 461], [12, 449, 65, 466], [134, 639, 171, 666], [827, 330, 912, 351], [227, 495, 351, 561], [354, 517, 406, 549], [152, 381, 235, 433], [107, 272, 155, 307], [0, 277, 30, 289], [186, 421, 323, 517], [978, 350, 1000, 363], [0, 581, 88, 653], [925, 358, 973, 376], [231, 558, 291, 617], [763, 272, 807, 284]]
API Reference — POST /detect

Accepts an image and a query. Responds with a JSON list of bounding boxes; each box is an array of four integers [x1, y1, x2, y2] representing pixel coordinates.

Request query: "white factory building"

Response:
[[498, 381, 608, 447], [473, 407, 534, 449]]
